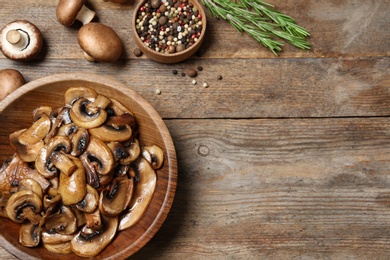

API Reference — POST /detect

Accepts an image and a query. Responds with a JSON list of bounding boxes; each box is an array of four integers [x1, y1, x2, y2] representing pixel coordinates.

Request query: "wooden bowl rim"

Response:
[[132, 0, 207, 63], [0, 73, 178, 259]]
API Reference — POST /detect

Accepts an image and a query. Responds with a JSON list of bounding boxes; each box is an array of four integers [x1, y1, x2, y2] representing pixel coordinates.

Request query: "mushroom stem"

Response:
[[76, 5, 96, 25], [83, 51, 95, 62], [6, 29, 29, 50]]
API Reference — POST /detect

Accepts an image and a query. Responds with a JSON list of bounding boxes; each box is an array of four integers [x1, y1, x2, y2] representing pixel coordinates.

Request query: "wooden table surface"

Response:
[[1, 0, 390, 259]]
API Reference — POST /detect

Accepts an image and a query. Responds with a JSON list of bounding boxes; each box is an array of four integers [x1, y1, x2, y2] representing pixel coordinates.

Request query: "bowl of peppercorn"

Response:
[[133, 0, 207, 63]]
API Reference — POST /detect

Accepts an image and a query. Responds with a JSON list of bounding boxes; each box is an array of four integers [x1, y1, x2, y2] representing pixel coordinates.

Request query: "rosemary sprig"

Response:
[[200, 0, 310, 55]]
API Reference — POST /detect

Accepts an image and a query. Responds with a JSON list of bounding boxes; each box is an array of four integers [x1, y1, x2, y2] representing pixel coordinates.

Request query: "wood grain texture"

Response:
[[0, 0, 389, 259]]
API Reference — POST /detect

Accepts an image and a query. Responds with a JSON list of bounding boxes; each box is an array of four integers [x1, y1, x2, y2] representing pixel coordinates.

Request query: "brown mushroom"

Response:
[[0, 154, 50, 193], [58, 156, 87, 205], [32, 106, 53, 122], [19, 222, 42, 247], [88, 114, 133, 142], [64, 86, 98, 106], [118, 158, 156, 230], [99, 177, 133, 217], [142, 144, 164, 169], [35, 136, 74, 178], [56, 0, 96, 27], [18, 114, 51, 146], [81, 136, 115, 176], [70, 95, 110, 129], [70, 127, 90, 156], [78, 22, 123, 63], [71, 214, 118, 257], [43, 240, 72, 254], [45, 205, 78, 235], [9, 129, 44, 162], [75, 184, 99, 213], [5, 190, 42, 225], [17, 178, 43, 199], [0, 20, 43, 61], [0, 69, 25, 101]]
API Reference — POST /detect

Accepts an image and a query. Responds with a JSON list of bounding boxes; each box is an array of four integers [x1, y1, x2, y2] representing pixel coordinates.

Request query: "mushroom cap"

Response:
[[56, 0, 87, 26], [0, 20, 43, 61], [0, 69, 25, 101], [78, 23, 123, 63]]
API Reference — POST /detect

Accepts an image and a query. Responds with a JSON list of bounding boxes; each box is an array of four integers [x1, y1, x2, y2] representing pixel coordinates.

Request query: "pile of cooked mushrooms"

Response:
[[0, 87, 163, 257]]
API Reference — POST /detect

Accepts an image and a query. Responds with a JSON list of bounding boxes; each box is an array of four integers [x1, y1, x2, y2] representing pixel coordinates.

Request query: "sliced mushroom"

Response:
[[81, 136, 115, 176], [64, 86, 98, 106], [18, 178, 43, 199], [43, 240, 72, 254], [19, 222, 41, 247], [0, 154, 50, 192], [118, 158, 156, 230], [89, 124, 132, 143], [70, 96, 110, 129], [42, 231, 74, 245], [9, 129, 44, 162], [44, 107, 72, 143], [78, 23, 123, 63], [58, 156, 87, 205], [107, 142, 129, 161], [35, 135, 73, 178], [70, 127, 90, 156], [56, 0, 96, 27], [5, 190, 42, 225], [18, 114, 51, 146], [99, 177, 133, 217], [71, 214, 118, 257], [0, 20, 43, 61], [119, 139, 141, 165], [32, 106, 53, 122], [50, 152, 77, 176], [57, 123, 78, 137], [142, 144, 164, 169], [0, 69, 25, 101], [76, 184, 99, 213], [45, 205, 78, 235]]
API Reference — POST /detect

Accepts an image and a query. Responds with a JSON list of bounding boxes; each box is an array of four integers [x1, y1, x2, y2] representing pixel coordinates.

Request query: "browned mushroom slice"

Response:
[[70, 127, 89, 156], [35, 136, 73, 178], [119, 139, 141, 165], [118, 158, 157, 230], [5, 190, 42, 225], [44, 107, 72, 143], [19, 222, 41, 247], [64, 86, 98, 106], [17, 179, 43, 199], [71, 214, 118, 257], [76, 184, 99, 213], [70, 95, 110, 129], [81, 136, 115, 176], [57, 123, 78, 137], [0, 154, 50, 193], [56, 0, 96, 26], [58, 156, 87, 205], [43, 241, 73, 254], [89, 118, 133, 142], [42, 230, 74, 245], [142, 144, 164, 169], [18, 114, 51, 145], [9, 129, 44, 162], [99, 177, 133, 217], [45, 205, 78, 235], [32, 105, 53, 122], [107, 142, 130, 161]]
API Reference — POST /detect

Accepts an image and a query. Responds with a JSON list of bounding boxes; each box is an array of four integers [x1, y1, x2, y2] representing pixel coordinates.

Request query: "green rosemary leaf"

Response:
[[200, 0, 311, 54]]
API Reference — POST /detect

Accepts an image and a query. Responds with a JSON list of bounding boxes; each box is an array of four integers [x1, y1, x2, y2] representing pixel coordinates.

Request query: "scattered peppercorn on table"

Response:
[[1, 0, 390, 259]]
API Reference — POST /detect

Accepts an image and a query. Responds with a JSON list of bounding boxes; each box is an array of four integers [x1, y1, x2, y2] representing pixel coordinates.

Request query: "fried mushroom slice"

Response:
[[9, 129, 44, 162], [45, 205, 78, 235], [142, 144, 164, 169], [5, 190, 42, 225], [70, 95, 111, 129], [75, 184, 99, 213], [118, 158, 156, 230], [35, 136, 74, 178], [19, 222, 42, 247], [58, 157, 87, 205], [99, 177, 133, 217], [71, 214, 118, 257]]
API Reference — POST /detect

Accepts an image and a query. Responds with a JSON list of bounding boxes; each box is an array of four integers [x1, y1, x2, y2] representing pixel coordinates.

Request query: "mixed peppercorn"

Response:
[[135, 0, 204, 54]]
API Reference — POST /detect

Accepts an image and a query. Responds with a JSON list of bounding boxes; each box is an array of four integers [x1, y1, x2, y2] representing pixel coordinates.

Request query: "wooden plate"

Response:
[[0, 73, 177, 259]]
